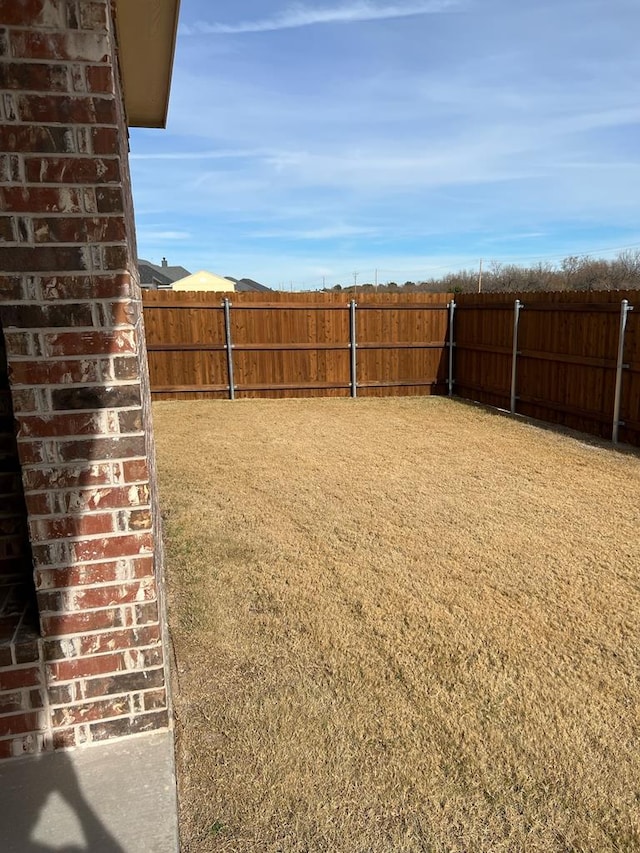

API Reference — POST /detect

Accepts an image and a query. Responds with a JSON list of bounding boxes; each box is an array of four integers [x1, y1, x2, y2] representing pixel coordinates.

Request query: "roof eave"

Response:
[[115, 0, 181, 129]]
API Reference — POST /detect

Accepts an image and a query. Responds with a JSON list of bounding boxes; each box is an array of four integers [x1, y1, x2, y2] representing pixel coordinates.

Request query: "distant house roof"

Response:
[[138, 257, 191, 288], [172, 271, 236, 292], [236, 278, 271, 292], [138, 259, 271, 292]]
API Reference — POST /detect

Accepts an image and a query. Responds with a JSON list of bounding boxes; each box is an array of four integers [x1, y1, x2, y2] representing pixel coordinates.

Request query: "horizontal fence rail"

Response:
[[142, 289, 640, 447]]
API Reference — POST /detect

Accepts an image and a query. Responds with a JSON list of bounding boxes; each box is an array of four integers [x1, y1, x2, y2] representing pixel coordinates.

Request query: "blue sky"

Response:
[[129, 0, 640, 289]]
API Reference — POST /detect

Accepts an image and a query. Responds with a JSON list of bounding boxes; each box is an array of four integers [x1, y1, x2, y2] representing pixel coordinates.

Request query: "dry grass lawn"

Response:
[[153, 397, 640, 852]]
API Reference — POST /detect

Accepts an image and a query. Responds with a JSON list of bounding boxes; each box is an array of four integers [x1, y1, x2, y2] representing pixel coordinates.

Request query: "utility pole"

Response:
[[322, 275, 325, 290], [478, 258, 483, 293], [374, 268, 378, 291], [353, 271, 358, 296], [290, 280, 293, 292]]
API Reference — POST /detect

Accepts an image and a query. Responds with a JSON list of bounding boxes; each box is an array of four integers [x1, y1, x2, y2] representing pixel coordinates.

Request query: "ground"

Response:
[[153, 397, 640, 853]]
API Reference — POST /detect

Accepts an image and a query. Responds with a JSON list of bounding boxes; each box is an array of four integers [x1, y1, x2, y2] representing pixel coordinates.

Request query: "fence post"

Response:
[[223, 297, 235, 401], [349, 299, 357, 398], [448, 299, 456, 397], [612, 299, 633, 443], [510, 299, 523, 414]]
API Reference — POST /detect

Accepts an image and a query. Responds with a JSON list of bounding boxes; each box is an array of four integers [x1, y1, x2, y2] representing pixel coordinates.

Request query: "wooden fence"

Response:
[[142, 289, 640, 447], [142, 290, 451, 399], [453, 290, 640, 446]]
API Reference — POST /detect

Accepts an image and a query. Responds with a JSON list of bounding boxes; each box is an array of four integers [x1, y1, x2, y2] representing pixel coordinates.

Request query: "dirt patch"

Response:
[[154, 397, 640, 852]]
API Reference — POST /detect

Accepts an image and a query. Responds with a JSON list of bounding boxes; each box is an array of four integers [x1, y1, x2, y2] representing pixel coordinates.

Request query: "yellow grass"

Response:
[[153, 397, 640, 852]]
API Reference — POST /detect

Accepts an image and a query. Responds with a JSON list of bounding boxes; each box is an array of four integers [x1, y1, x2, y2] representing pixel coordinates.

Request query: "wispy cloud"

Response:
[[137, 230, 191, 241], [129, 149, 268, 162], [251, 223, 380, 240], [181, 1, 460, 35]]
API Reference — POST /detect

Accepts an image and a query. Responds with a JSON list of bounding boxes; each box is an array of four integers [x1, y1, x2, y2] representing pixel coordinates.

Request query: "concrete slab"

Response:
[[0, 730, 179, 852]]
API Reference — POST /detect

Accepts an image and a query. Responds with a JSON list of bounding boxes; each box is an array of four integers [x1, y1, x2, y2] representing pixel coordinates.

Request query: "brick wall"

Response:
[[0, 0, 170, 758]]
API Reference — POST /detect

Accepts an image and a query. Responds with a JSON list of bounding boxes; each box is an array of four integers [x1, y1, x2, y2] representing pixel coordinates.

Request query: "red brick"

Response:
[[85, 65, 113, 93], [17, 94, 117, 125], [30, 538, 68, 566], [90, 709, 168, 741], [51, 384, 140, 411], [89, 127, 118, 155], [80, 666, 164, 699], [40, 273, 133, 299], [0, 186, 82, 213], [52, 696, 129, 728], [0, 665, 41, 691], [47, 652, 126, 682], [40, 606, 124, 637], [0, 61, 69, 92], [0, 711, 40, 737], [95, 186, 123, 214], [51, 727, 77, 749], [32, 214, 125, 244], [14, 641, 40, 665], [0, 276, 23, 299], [45, 330, 136, 356], [1, 245, 89, 274], [9, 29, 109, 62], [0, 0, 66, 27], [57, 434, 146, 463], [0, 124, 76, 154], [19, 411, 116, 439], [2, 330, 32, 356], [80, 2, 108, 30], [121, 459, 149, 483], [16, 440, 49, 465], [9, 358, 101, 386], [70, 532, 152, 563], [143, 689, 167, 712], [0, 154, 22, 183], [36, 556, 153, 590], [99, 300, 139, 327], [25, 157, 120, 184], [117, 409, 143, 433], [48, 646, 162, 682], [1, 301, 92, 328], [0, 217, 15, 241], [24, 492, 52, 516], [42, 214, 125, 243], [55, 484, 150, 514], [47, 684, 74, 705], [22, 462, 113, 491], [71, 579, 155, 609], [28, 689, 44, 709], [31, 511, 114, 540], [45, 624, 161, 660], [0, 692, 23, 714], [102, 245, 129, 270], [135, 601, 159, 626]]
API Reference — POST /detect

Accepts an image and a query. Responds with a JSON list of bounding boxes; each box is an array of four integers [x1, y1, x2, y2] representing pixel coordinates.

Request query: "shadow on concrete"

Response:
[[0, 749, 124, 853]]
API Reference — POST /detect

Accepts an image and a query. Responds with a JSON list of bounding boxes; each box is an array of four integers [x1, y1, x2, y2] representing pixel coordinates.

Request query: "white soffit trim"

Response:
[[115, 0, 181, 128]]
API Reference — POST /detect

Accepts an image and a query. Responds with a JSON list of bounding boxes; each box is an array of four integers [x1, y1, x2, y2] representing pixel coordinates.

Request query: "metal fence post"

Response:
[[223, 297, 235, 400], [612, 298, 633, 443], [349, 300, 357, 398], [448, 300, 456, 397], [510, 299, 523, 414]]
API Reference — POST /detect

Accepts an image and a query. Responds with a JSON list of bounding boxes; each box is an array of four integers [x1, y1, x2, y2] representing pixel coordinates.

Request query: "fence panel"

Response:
[[142, 291, 452, 400], [452, 295, 514, 409], [454, 290, 640, 445]]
